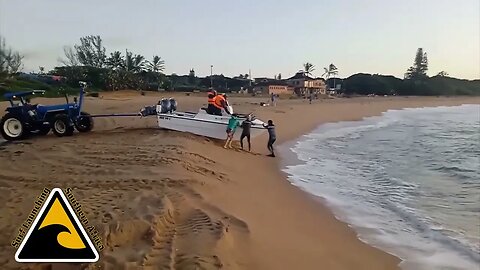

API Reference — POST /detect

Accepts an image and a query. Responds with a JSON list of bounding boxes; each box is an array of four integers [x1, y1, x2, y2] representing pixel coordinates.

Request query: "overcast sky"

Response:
[[0, 0, 479, 79]]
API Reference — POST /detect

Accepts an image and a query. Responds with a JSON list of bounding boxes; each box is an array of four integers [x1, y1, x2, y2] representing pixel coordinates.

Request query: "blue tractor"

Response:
[[1, 82, 94, 140]]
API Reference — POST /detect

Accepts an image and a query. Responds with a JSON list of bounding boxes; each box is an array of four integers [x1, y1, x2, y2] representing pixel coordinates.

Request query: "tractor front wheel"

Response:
[[75, 112, 94, 133], [1, 113, 27, 141], [51, 114, 74, 137]]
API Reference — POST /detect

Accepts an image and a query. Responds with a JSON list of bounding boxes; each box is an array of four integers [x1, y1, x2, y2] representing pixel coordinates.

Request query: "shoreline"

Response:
[[254, 98, 480, 269], [273, 102, 480, 269], [0, 95, 479, 269]]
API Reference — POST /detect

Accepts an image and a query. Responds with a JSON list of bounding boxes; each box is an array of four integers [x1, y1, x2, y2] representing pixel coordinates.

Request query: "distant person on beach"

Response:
[[309, 93, 313, 104], [224, 114, 240, 149], [240, 115, 253, 151], [263, 120, 276, 157], [206, 89, 217, 114], [271, 93, 277, 107]]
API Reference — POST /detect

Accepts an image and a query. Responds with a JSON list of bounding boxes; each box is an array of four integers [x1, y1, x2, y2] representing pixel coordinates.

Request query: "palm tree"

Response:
[[146, 55, 165, 73], [106, 51, 124, 70], [303, 62, 315, 77], [124, 50, 134, 72], [321, 64, 338, 78], [124, 50, 145, 73], [321, 64, 339, 89], [133, 54, 146, 73]]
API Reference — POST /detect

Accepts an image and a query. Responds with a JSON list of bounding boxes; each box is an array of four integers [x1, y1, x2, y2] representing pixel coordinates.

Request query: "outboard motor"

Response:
[[159, 98, 171, 113], [140, 105, 157, 116], [169, 98, 177, 112]]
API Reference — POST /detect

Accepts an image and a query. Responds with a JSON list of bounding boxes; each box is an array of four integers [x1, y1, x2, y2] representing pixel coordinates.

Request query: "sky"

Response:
[[0, 0, 479, 79]]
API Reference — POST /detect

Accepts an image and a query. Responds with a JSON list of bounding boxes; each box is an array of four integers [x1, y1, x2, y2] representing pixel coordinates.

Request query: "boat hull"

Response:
[[157, 110, 265, 140]]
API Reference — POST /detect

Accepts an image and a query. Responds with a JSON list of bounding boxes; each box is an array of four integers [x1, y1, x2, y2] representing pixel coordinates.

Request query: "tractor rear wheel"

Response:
[[75, 112, 94, 132], [1, 113, 27, 141], [51, 114, 74, 137]]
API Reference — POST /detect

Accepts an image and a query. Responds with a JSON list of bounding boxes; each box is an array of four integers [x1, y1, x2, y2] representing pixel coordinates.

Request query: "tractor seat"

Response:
[[35, 105, 48, 114], [24, 103, 38, 109]]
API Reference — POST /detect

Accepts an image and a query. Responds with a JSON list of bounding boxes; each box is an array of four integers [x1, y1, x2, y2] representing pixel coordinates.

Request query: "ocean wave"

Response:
[[282, 104, 480, 270], [435, 165, 478, 174]]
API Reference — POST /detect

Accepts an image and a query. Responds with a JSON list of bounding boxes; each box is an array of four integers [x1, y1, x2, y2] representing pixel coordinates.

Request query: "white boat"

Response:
[[155, 106, 266, 140]]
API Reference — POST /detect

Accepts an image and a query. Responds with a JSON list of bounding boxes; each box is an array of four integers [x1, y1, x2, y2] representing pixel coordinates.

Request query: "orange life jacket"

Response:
[[207, 91, 216, 104], [213, 95, 225, 109]]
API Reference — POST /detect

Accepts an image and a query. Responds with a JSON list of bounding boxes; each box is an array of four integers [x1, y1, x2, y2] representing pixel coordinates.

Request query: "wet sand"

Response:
[[0, 92, 478, 270]]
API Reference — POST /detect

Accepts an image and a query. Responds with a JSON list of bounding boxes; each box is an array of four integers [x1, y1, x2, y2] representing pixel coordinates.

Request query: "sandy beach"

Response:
[[0, 93, 479, 270]]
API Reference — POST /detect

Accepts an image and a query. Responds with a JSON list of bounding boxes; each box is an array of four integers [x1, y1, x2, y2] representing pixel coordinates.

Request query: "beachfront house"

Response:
[[286, 71, 327, 96], [252, 81, 293, 95]]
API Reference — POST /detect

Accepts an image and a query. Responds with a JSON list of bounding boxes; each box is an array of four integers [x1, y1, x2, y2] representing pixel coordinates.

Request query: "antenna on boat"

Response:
[[249, 69, 252, 87]]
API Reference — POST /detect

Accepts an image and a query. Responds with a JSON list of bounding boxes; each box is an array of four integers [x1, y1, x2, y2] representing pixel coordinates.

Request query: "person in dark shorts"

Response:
[[240, 115, 253, 151], [263, 120, 276, 157]]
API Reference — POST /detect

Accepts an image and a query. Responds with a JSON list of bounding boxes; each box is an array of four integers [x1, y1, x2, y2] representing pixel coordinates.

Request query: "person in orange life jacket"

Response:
[[206, 89, 217, 114], [212, 94, 231, 116]]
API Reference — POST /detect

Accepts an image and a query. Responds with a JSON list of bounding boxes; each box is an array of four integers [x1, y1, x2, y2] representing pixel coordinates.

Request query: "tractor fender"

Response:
[[44, 110, 70, 124], [5, 107, 31, 124]]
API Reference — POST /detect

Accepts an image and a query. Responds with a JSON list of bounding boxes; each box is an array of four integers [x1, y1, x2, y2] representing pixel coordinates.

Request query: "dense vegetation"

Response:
[[327, 49, 479, 96], [328, 75, 479, 96], [0, 35, 478, 99]]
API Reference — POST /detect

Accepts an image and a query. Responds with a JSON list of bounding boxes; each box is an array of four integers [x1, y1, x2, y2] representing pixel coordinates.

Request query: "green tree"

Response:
[[59, 46, 79, 66], [146, 55, 165, 73], [124, 50, 146, 73], [62, 35, 106, 68], [303, 62, 315, 77], [0, 36, 7, 74], [133, 54, 146, 73], [0, 35, 23, 75], [6, 52, 23, 74], [405, 48, 428, 80], [106, 51, 125, 70]]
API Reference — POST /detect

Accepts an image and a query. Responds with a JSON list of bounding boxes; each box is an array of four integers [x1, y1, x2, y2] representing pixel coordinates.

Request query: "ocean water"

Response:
[[282, 104, 480, 270]]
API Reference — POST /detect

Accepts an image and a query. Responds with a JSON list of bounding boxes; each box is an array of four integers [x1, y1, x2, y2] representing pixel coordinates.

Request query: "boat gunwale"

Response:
[[157, 112, 265, 130]]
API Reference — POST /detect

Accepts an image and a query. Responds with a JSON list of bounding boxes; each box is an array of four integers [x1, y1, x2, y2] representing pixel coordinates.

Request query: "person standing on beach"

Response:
[[271, 93, 277, 107], [224, 114, 240, 149], [263, 120, 276, 157], [240, 115, 252, 152]]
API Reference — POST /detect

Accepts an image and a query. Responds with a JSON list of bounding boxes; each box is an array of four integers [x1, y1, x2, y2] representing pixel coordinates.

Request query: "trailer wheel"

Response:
[[52, 114, 74, 137], [1, 113, 27, 141], [75, 112, 94, 132]]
